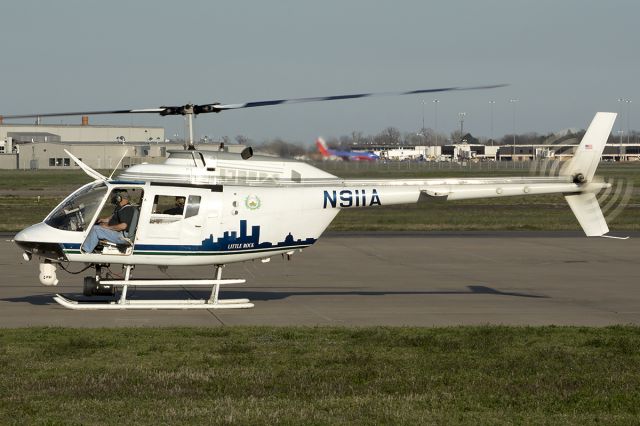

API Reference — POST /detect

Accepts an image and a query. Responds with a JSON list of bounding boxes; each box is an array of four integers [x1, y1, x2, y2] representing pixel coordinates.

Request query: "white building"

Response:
[[0, 121, 247, 170], [0, 122, 165, 144]]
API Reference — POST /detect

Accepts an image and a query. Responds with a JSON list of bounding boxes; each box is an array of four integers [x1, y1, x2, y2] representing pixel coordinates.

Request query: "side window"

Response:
[[149, 195, 201, 223], [185, 195, 201, 219], [152, 195, 185, 216], [150, 195, 187, 224]]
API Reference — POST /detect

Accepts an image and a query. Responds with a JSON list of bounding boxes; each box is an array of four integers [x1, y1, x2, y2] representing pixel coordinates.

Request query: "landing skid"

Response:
[[53, 294, 253, 310], [53, 265, 254, 310]]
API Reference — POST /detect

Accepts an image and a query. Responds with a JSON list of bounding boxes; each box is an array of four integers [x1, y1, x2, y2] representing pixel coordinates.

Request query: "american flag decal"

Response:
[[585, 144, 593, 150]]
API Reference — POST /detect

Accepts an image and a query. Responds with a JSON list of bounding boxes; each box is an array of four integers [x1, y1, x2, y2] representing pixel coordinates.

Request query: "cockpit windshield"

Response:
[[45, 182, 108, 231]]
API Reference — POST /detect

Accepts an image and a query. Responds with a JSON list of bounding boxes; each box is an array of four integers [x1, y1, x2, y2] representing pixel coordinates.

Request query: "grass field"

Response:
[[0, 169, 97, 191], [1, 163, 639, 232], [0, 169, 109, 232], [1, 326, 639, 424]]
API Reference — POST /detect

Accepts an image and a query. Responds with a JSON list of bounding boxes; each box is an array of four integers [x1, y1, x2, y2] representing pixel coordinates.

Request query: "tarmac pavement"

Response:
[[1, 232, 639, 327]]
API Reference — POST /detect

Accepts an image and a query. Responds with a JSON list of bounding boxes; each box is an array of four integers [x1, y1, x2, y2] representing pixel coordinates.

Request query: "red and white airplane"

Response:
[[316, 137, 380, 161]]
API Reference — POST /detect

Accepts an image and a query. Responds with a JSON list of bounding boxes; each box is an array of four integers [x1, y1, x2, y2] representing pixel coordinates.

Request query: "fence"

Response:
[[310, 160, 541, 175]]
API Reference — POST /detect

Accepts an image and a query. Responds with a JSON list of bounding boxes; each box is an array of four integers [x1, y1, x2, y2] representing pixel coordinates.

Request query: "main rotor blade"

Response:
[[213, 84, 508, 111], [1, 108, 166, 120], [1, 83, 507, 119]]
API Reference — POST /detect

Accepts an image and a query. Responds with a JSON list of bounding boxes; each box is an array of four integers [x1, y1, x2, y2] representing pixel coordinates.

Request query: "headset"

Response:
[[111, 191, 128, 205]]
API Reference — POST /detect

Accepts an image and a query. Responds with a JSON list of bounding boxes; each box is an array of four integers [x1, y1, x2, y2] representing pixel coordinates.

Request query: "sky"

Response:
[[1, 0, 638, 144]]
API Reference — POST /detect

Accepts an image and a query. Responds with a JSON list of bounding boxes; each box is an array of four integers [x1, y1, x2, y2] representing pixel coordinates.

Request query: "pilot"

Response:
[[81, 190, 136, 253], [163, 196, 186, 215]]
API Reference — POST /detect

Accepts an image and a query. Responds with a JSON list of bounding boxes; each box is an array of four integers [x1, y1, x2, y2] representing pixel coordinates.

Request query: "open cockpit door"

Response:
[[80, 185, 145, 256]]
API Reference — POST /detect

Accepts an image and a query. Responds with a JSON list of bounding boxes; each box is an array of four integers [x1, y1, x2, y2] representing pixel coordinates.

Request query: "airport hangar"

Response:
[[0, 118, 245, 170]]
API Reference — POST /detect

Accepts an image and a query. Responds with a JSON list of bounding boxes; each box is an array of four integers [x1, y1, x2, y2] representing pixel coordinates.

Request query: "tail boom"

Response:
[[310, 112, 617, 237]]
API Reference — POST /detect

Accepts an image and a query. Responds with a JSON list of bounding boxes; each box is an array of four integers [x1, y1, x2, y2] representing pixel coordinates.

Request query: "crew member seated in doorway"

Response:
[[163, 196, 186, 215], [81, 190, 136, 253]]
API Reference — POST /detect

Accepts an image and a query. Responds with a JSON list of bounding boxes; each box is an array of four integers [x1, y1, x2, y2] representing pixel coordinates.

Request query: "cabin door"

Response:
[[137, 189, 211, 246]]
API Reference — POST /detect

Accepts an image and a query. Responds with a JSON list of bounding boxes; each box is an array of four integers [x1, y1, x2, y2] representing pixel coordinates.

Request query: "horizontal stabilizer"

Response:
[[565, 192, 609, 236]]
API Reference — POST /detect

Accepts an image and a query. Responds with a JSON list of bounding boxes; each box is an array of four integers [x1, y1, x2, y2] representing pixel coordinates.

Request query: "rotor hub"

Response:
[[159, 103, 221, 116]]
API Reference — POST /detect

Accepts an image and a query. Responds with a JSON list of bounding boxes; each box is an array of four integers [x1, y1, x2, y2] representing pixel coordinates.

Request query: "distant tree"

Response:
[[416, 128, 447, 146], [260, 138, 306, 158], [359, 133, 375, 146], [415, 127, 433, 145], [338, 135, 352, 149], [350, 131, 365, 145], [235, 135, 252, 145], [450, 130, 463, 143], [403, 131, 424, 146], [500, 132, 547, 146], [374, 127, 401, 145], [324, 137, 341, 149]]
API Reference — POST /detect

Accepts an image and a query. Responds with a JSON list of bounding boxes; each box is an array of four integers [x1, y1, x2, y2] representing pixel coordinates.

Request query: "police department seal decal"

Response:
[[245, 195, 261, 210]]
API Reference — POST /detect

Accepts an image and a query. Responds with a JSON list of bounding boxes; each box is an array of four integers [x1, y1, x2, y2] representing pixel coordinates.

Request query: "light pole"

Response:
[[421, 100, 425, 133], [458, 112, 467, 141], [433, 99, 440, 146], [628, 100, 632, 146], [489, 100, 496, 145], [509, 99, 519, 161], [625, 99, 632, 145], [618, 98, 631, 161], [617, 130, 624, 161]]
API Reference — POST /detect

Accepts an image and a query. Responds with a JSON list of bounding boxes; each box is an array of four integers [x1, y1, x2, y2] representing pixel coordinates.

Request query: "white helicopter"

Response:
[[6, 85, 620, 310]]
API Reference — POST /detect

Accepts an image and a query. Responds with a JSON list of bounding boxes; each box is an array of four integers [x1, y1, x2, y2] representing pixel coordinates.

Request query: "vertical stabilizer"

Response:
[[561, 112, 616, 181], [316, 137, 332, 157]]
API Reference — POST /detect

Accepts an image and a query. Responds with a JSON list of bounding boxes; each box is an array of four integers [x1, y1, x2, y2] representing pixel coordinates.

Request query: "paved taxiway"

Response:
[[1, 232, 639, 327]]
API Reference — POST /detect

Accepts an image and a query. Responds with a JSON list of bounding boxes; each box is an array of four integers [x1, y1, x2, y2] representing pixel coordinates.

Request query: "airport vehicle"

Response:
[[316, 137, 380, 161], [5, 86, 620, 310]]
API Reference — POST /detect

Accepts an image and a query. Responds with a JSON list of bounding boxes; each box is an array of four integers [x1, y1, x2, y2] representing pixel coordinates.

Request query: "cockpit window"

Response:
[[45, 182, 108, 231]]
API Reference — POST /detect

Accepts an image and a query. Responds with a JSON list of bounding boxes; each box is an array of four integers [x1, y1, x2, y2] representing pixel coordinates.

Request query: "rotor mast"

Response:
[[184, 104, 195, 150]]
